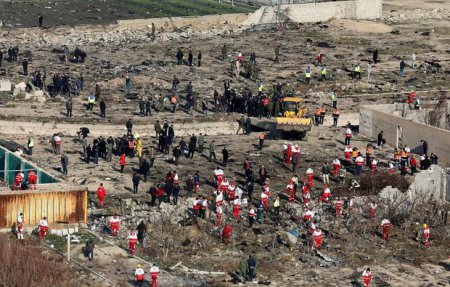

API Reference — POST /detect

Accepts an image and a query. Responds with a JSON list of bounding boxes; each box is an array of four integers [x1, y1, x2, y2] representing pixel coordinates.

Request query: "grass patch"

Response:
[[113, 0, 255, 17]]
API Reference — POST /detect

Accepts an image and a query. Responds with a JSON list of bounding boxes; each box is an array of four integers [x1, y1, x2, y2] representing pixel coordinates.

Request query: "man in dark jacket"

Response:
[[100, 99, 106, 118], [188, 135, 197, 159], [132, 173, 140, 194], [126, 119, 133, 136], [222, 147, 229, 167]]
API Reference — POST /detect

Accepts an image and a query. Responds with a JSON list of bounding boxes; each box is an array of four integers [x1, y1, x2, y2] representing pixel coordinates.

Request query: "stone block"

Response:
[[0, 79, 11, 91]]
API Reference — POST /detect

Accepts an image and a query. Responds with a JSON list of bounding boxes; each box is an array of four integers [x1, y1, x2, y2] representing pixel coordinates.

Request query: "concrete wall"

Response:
[[360, 104, 450, 167], [245, 0, 382, 25]]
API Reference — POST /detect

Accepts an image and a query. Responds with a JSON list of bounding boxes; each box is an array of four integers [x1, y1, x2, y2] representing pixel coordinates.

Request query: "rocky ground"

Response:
[[0, 0, 449, 286]]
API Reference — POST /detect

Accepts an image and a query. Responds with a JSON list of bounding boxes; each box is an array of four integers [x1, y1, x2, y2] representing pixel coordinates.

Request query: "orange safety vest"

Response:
[[401, 151, 407, 158], [129, 140, 135, 149], [394, 151, 401, 160], [259, 133, 265, 139]]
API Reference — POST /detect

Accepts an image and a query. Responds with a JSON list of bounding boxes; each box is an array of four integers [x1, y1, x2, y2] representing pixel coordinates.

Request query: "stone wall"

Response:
[[360, 104, 450, 167]]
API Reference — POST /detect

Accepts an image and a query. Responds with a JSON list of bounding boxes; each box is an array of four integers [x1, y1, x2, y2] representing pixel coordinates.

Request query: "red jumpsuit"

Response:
[[381, 220, 391, 241], [361, 271, 372, 287], [312, 230, 323, 249], [109, 217, 120, 236], [28, 171, 37, 190], [13, 173, 23, 191], [335, 200, 343, 217], [150, 267, 159, 287], [286, 184, 295, 202], [222, 224, 232, 242], [128, 232, 138, 255], [232, 200, 241, 219], [369, 204, 377, 222], [97, 186, 106, 207], [286, 146, 293, 164], [216, 207, 222, 226]]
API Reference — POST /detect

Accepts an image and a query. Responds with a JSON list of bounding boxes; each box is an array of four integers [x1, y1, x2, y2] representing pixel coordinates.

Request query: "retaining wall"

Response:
[[360, 104, 450, 167]]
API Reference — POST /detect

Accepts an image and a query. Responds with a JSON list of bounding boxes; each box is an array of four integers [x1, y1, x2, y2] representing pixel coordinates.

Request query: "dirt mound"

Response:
[[331, 19, 393, 33]]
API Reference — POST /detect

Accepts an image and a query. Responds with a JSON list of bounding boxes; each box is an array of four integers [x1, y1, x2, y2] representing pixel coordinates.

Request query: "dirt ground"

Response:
[[0, 0, 449, 286]]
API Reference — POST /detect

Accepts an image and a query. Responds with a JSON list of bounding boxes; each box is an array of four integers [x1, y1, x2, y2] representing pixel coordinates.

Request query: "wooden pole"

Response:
[[67, 231, 70, 261]]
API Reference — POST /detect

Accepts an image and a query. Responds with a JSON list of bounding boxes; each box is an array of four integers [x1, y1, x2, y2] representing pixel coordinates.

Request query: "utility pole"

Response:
[[67, 231, 71, 261]]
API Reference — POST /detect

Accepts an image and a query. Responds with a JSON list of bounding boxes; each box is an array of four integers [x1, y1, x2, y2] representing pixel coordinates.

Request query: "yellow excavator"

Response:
[[275, 97, 312, 140]]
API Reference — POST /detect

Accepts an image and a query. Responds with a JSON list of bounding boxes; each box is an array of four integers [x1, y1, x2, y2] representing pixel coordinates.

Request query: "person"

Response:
[[27, 136, 34, 155], [17, 213, 24, 240], [120, 153, 126, 174], [355, 154, 364, 175], [421, 140, 428, 156], [399, 60, 406, 76], [237, 115, 246, 134], [306, 166, 314, 188], [367, 63, 372, 80], [361, 268, 372, 287], [258, 133, 265, 150], [28, 170, 37, 190], [274, 44, 280, 62], [345, 127, 352, 145], [64, 98, 73, 118], [53, 134, 61, 154], [188, 50, 193, 66], [247, 255, 257, 280], [149, 264, 160, 287], [87, 93, 95, 111], [373, 49, 378, 64], [332, 157, 341, 176], [381, 219, 392, 241], [197, 51, 202, 67], [312, 228, 324, 249], [353, 63, 361, 79], [410, 155, 417, 174], [0, 50, 2, 67], [222, 146, 229, 167], [247, 206, 255, 227], [321, 162, 330, 184], [319, 66, 327, 81], [38, 217, 48, 239], [430, 153, 438, 165], [176, 49, 183, 65], [97, 183, 106, 207], [61, 153, 68, 175], [99, 99, 106, 117], [132, 173, 140, 194], [85, 239, 95, 261], [377, 131, 385, 147], [135, 263, 145, 287], [304, 67, 311, 84], [209, 141, 216, 162], [239, 258, 249, 283], [128, 230, 138, 255], [109, 214, 120, 236], [38, 15, 43, 27], [126, 119, 133, 136], [222, 224, 232, 243], [422, 223, 430, 247]]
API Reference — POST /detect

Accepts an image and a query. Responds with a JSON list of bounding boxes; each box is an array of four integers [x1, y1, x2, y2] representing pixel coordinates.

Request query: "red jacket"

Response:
[[120, 155, 126, 165], [97, 187, 106, 198]]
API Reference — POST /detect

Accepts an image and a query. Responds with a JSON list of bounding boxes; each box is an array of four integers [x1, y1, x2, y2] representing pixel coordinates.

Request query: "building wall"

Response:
[[0, 190, 87, 228], [360, 105, 450, 167]]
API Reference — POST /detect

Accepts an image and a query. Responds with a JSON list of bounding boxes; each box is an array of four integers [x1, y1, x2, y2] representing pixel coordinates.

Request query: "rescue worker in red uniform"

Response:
[[319, 185, 331, 203], [222, 224, 232, 243], [306, 166, 314, 188], [335, 198, 343, 218], [96, 183, 106, 207], [227, 181, 236, 200], [17, 213, 24, 240], [381, 219, 392, 241], [361, 268, 372, 287], [332, 157, 341, 176], [13, 171, 24, 191], [28, 170, 37, 190], [38, 217, 49, 239], [286, 181, 295, 202], [261, 191, 269, 210], [149, 265, 160, 287], [109, 214, 120, 236], [312, 229, 324, 249], [128, 230, 138, 255], [214, 167, 224, 188], [344, 145, 352, 160], [232, 198, 242, 219], [216, 205, 223, 226]]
